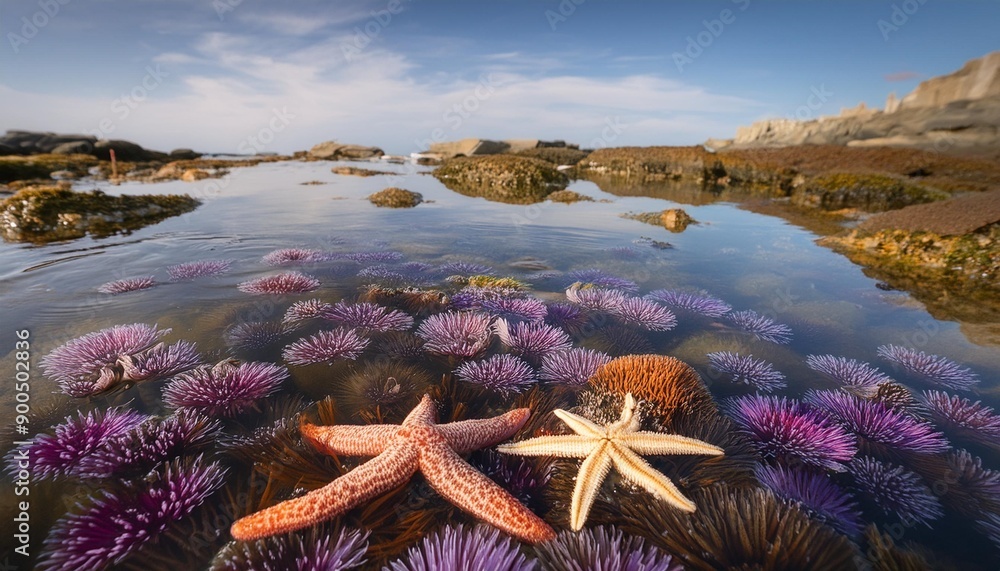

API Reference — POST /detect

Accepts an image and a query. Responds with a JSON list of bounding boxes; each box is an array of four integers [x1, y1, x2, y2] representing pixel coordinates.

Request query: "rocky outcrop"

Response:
[[427, 139, 579, 160], [308, 141, 384, 160], [433, 155, 568, 204], [0, 130, 170, 161], [716, 51, 1000, 152]]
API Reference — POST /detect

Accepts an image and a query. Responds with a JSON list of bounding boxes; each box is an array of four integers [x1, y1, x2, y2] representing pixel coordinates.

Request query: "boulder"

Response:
[[94, 139, 165, 162], [169, 148, 201, 160], [368, 187, 423, 208], [308, 141, 384, 160], [660, 208, 696, 232], [51, 141, 95, 155]]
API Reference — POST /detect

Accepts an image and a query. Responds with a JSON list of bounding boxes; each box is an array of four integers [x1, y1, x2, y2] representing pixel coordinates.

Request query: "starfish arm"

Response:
[[438, 408, 531, 453], [420, 440, 556, 544], [553, 409, 606, 438], [230, 442, 418, 541], [300, 423, 397, 457], [616, 432, 725, 457], [607, 442, 696, 513], [496, 434, 597, 458], [570, 440, 614, 531], [402, 394, 438, 426]]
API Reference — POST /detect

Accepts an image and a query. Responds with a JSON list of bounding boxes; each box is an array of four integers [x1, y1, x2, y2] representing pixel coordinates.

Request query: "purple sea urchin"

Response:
[[282, 329, 369, 366], [11, 407, 147, 480], [163, 360, 290, 417], [416, 311, 492, 359], [805, 355, 890, 393], [727, 310, 793, 344], [536, 526, 681, 571], [97, 276, 157, 294], [804, 390, 948, 454], [539, 348, 613, 385], [357, 265, 412, 287], [262, 248, 329, 265], [567, 268, 638, 292], [544, 302, 587, 332], [876, 344, 979, 391], [167, 259, 232, 280], [41, 323, 167, 394], [118, 340, 202, 382], [282, 299, 335, 325], [495, 318, 572, 360], [211, 526, 370, 571], [480, 296, 548, 323], [347, 250, 403, 263], [707, 351, 786, 392], [325, 301, 414, 332], [225, 321, 288, 351], [437, 261, 495, 276], [725, 395, 857, 471], [756, 464, 863, 536], [37, 456, 226, 571], [921, 390, 1000, 445], [847, 456, 943, 526], [384, 524, 535, 571], [645, 289, 732, 318], [565, 285, 628, 313], [454, 354, 537, 396], [612, 297, 677, 331], [238, 272, 320, 295]]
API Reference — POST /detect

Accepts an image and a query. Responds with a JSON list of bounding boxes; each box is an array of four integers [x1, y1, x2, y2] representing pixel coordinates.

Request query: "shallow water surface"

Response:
[[2, 159, 999, 569]]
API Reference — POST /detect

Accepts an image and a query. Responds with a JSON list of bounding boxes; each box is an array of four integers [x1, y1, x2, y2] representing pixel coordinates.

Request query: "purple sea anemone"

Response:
[[756, 464, 863, 536], [41, 323, 167, 393], [282, 328, 369, 366], [384, 524, 535, 571], [167, 259, 232, 280], [238, 271, 320, 295], [455, 354, 537, 396], [480, 296, 548, 323], [75, 411, 220, 479], [97, 276, 157, 294], [37, 456, 226, 571], [727, 310, 793, 344], [805, 355, 890, 393], [282, 299, 335, 325], [416, 311, 492, 359], [164, 361, 290, 417], [877, 344, 979, 391], [347, 250, 404, 263], [325, 301, 414, 332], [612, 297, 677, 331], [212, 526, 370, 571], [645, 289, 732, 318], [536, 526, 682, 571], [566, 268, 638, 292], [10, 407, 147, 480], [118, 340, 202, 382], [539, 348, 612, 385], [707, 351, 786, 392], [494, 318, 572, 360], [847, 456, 943, 526], [225, 321, 288, 351], [565, 286, 628, 313], [437, 261, 495, 276], [804, 390, 948, 454], [921, 390, 1000, 445], [262, 248, 329, 265], [725, 395, 857, 471], [544, 302, 587, 332]]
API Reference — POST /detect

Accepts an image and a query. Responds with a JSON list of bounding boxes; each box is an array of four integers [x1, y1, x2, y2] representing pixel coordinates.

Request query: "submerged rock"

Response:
[[368, 187, 423, 208], [0, 185, 200, 243], [546, 190, 593, 203], [0, 154, 99, 183], [332, 165, 394, 177], [793, 173, 947, 211], [622, 208, 697, 232], [433, 155, 569, 204]]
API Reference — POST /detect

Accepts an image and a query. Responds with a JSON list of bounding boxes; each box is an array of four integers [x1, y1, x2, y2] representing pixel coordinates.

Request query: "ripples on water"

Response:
[[2, 160, 999, 569]]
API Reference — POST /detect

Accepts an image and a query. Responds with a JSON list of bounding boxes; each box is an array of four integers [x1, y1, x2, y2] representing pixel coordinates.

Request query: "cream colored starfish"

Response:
[[231, 394, 555, 543], [497, 393, 724, 530]]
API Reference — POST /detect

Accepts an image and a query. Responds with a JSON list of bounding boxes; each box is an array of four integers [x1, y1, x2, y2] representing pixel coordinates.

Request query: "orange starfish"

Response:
[[231, 394, 555, 543]]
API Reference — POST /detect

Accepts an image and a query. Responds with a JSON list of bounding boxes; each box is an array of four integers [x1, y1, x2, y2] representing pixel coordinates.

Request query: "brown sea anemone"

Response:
[[588, 354, 717, 424]]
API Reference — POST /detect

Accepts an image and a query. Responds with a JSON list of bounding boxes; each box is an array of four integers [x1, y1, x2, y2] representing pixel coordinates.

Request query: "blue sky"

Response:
[[1, 0, 997, 154]]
